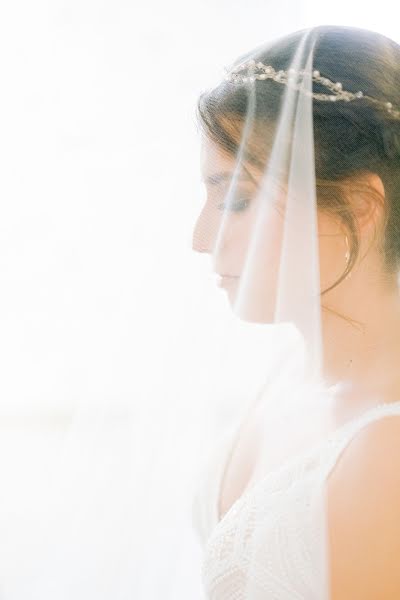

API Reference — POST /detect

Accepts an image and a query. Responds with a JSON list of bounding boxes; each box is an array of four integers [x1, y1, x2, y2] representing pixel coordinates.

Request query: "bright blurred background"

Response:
[[0, 1, 398, 598]]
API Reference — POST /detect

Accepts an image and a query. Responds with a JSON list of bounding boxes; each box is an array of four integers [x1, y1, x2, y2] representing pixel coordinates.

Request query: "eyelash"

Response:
[[217, 198, 251, 213]]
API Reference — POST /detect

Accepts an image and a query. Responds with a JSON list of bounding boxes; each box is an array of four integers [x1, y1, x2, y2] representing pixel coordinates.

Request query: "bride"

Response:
[[191, 25, 400, 599]]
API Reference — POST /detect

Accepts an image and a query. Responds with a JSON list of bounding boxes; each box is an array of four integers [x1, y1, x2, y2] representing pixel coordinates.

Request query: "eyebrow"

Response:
[[203, 169, 257, 186]]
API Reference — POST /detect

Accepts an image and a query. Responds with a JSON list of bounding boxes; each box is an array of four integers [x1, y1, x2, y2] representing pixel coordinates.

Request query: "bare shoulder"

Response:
[[325, 411, 400, 599]]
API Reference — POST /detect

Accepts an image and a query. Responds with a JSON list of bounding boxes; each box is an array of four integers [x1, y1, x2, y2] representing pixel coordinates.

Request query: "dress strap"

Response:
[[317, 401, 400, 483]]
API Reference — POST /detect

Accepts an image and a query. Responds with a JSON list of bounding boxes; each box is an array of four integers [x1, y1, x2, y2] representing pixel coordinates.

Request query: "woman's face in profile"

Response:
[[192, 136, 349, 324]]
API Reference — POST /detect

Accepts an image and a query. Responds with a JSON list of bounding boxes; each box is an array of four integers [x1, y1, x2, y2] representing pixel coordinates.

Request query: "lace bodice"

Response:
[[192, 400, 400, 599]]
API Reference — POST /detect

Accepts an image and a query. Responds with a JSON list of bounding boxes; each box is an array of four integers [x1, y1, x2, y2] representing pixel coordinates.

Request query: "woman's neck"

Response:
[[321, 274, 400, 411]]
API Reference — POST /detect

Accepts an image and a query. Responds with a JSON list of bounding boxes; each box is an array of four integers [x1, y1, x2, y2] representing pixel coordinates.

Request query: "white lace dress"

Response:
[[192, 400, 400, 599]]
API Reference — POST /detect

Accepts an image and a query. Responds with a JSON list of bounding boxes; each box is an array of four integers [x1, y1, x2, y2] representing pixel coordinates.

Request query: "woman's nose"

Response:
[[192, 206, 220, 254]]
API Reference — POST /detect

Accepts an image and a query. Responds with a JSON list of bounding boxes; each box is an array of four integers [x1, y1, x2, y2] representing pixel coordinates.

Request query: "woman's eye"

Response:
[[217, 198, 250, 213]]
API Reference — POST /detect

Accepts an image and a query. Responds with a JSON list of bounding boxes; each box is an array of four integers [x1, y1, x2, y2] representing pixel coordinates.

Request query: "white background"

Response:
[[0, 1, 398, 598]]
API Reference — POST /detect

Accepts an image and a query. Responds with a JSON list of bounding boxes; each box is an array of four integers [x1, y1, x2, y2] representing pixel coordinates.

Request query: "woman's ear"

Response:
[[350, 172, 386, 235]]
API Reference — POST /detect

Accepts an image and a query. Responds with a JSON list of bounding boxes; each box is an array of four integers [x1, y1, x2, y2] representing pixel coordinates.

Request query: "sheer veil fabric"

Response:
[[192, 25, 400, 599]]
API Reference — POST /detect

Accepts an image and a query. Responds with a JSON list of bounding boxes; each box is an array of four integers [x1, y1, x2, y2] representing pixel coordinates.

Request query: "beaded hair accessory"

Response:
[[223, 59, 400, 119]]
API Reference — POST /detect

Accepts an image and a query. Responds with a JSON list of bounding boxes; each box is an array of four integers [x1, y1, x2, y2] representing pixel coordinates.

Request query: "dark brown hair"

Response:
[[195, 25, 400, 314]]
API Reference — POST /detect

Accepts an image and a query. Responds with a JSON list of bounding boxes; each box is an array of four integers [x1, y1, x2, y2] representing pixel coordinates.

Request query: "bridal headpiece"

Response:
[[224, 59, 400, 119]]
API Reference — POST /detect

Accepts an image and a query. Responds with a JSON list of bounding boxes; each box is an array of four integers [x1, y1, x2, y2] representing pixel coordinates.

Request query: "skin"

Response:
[[193, 135, 400, 417]]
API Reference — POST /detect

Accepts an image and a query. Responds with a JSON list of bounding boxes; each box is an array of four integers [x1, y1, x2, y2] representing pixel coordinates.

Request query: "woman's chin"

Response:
[[230, 296, 276, 324]]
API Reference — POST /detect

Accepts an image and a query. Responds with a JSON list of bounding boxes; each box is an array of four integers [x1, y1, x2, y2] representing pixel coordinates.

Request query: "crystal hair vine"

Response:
[[223, 59, 400, 119]]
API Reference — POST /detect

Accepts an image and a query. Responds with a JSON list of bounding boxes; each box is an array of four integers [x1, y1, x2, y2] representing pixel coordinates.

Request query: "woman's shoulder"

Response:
[[324, 404, 400, 599]]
